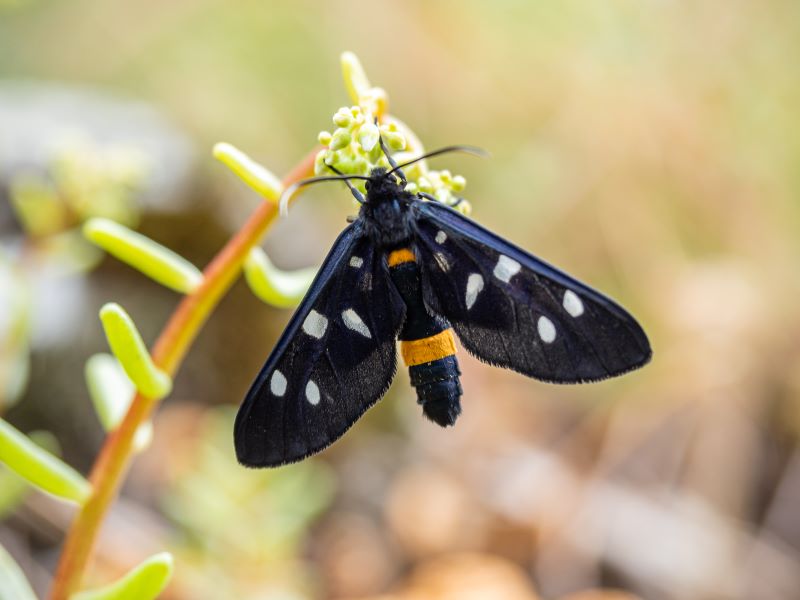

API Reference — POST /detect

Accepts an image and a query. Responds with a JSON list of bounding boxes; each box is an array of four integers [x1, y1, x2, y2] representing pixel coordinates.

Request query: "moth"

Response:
[[235, 144, 651, 467]]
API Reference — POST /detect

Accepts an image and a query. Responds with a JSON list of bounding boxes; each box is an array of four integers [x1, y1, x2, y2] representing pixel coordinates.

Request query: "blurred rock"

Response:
[[391, 553, 539, 600], [385, 465, 487, 557], [558, 590, 642, 600], [0, 82, 195, 219], [316, 511, 398, 598]]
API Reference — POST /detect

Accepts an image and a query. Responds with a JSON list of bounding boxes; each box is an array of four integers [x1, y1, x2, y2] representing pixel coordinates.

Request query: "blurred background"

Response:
[[2, 1, 800, 599]]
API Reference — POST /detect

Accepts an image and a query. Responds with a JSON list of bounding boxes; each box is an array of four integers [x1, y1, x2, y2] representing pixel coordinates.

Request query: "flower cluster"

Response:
[[314, 52, 471, 214]]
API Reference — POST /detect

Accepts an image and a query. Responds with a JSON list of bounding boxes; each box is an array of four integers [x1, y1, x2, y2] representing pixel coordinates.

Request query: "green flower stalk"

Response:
[[49, 50, 472, 600], [50, 148, 318, 600]]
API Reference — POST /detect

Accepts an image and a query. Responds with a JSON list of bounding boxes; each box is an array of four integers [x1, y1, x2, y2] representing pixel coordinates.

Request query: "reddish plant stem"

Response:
[[49, 149, 318, 600]]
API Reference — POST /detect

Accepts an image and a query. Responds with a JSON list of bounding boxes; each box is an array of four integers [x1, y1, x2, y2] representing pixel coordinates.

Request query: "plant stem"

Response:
[[49, 148, 319, 600]]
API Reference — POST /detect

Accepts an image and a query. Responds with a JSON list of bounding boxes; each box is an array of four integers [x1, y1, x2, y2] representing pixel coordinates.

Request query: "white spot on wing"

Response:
[[434, 252, 450, 272], [435, 230, 447, 244], [493, 255, 521, 283], [465, 273, 484, 309], [537, 316, 556, 343], [302, 310, 328, 339], [270, 370, 287, 396], [563, 290, 584, 317], [342, 308, 372, 338], [305, 380, 320, 405], [349, 256, 363, 268]]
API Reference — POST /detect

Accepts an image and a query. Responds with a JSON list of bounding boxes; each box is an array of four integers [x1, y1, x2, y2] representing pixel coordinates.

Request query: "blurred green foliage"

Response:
[[161, 408, 335, 600], [0, 252, 29, 409], [11, 139, 146, 238]]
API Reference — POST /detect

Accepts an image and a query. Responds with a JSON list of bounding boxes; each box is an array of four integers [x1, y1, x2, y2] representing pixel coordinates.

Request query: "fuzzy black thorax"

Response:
[[359, 168, 417, 248]]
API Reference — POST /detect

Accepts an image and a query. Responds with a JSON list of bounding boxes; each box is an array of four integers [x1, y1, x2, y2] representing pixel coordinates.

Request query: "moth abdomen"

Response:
[[408, 354, 462, 427], [387, 247, 464, 427], [401, 329, 462, 427]]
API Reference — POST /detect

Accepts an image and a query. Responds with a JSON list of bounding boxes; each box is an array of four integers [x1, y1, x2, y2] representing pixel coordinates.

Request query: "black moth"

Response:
[[235, 145, 652, 467]]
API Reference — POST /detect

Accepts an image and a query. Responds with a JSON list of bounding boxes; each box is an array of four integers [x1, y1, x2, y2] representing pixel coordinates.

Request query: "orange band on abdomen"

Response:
[[401, 329, 457, 366], [387, 247, 416, 267]]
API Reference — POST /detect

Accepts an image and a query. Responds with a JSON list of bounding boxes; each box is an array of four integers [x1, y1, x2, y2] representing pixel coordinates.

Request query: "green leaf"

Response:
[[72, 552, 173, 600], [243, 248, 317, 309], [0, 543, 37, 600], [0, 431, 59, 519], [340, 51, 371, 104], [0, 420, 91, 505], [213, 143, 284, 201], [99, 304, 172, 400], [83, 218, 203, 294], [85, 354, 153, 451]]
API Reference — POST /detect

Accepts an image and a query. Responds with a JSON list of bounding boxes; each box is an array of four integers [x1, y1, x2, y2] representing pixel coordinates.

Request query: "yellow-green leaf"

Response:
[[0, 431, 59, 518], [244, 248, 317, 309], [72, 552, 173, 600], [85, 354, 153, 451], [213, 143, 283, 201], [0, 420, 91, 505], [99, 304, 172, 400], [0, 543, 37, 600], [83, 218, 203, 294], [341, 51, 371, 104]]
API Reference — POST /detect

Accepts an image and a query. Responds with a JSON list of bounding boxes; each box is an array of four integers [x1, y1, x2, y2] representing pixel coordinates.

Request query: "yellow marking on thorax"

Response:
[[387, 247, 416, 267], [401, 329, 457, 366]]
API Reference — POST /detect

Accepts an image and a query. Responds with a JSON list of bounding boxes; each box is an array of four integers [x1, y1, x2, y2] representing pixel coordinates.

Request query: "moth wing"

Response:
[[410, 200, 651, 383], [235, 222, 405, 467]]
